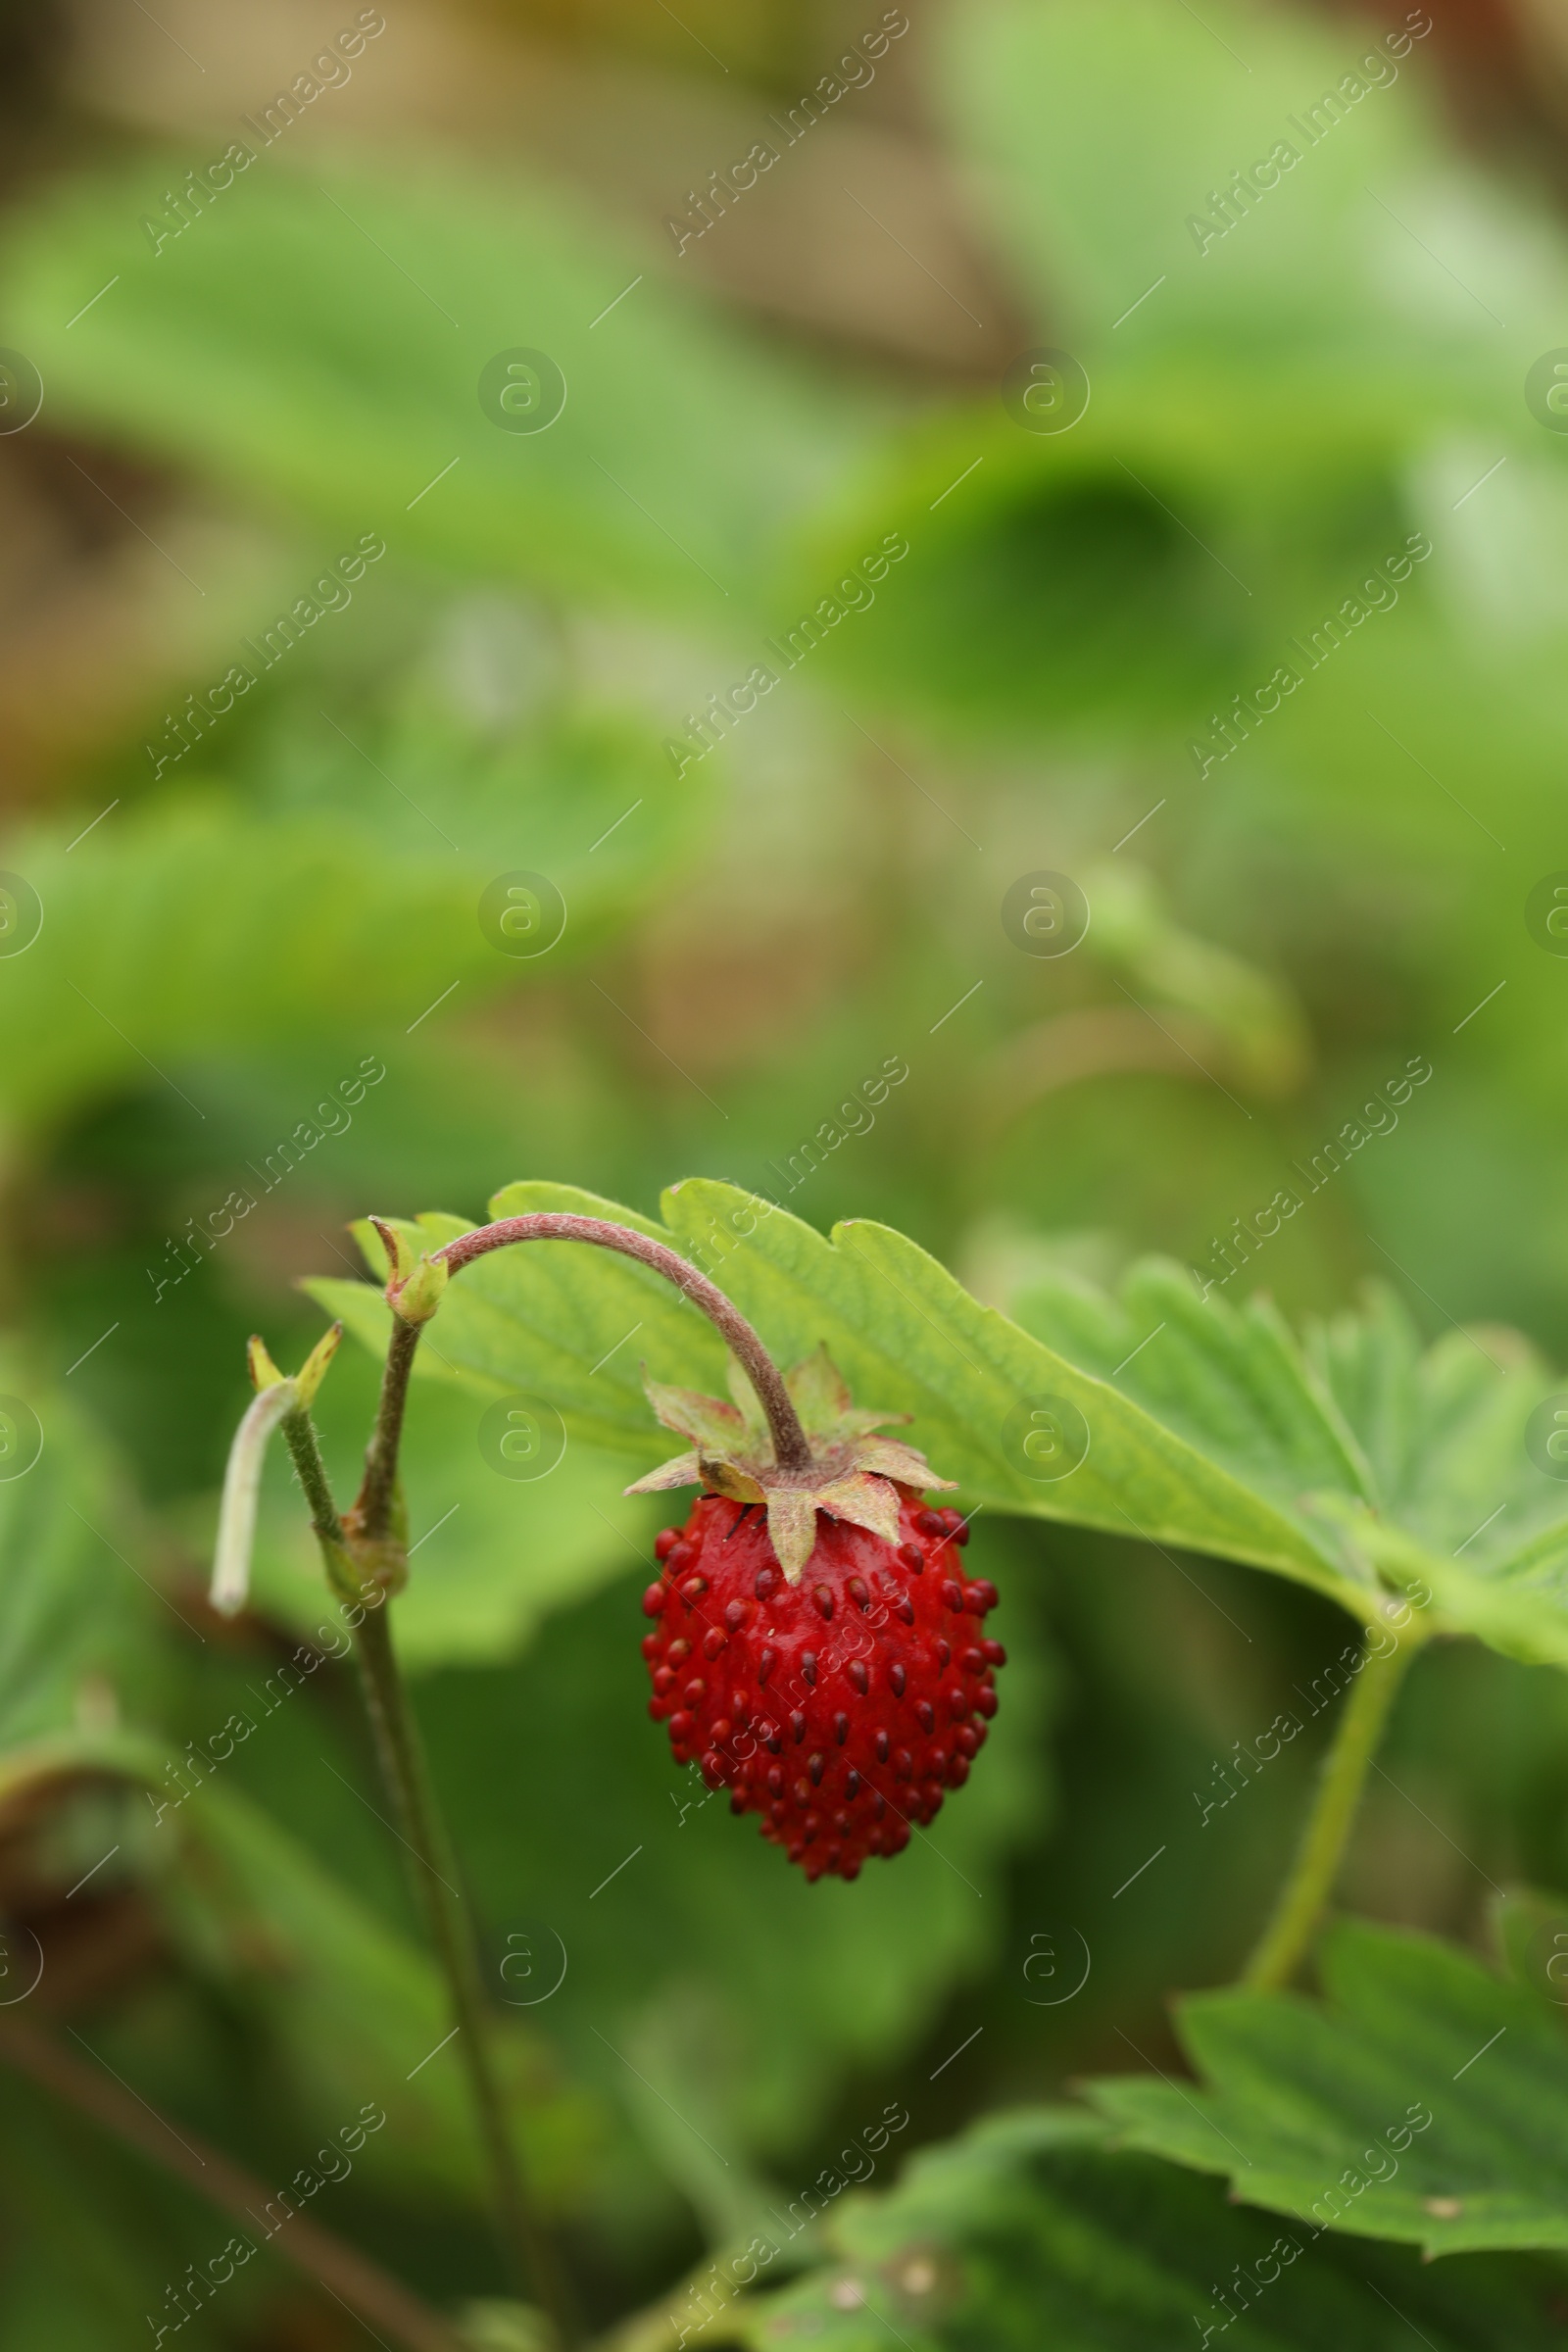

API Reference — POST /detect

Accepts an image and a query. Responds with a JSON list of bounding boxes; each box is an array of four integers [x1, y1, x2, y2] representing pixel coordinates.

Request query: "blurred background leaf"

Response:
[[1, 151, 869, 625], [6, 0, 1568, 2335], [731, 2108, 1568, 2350]]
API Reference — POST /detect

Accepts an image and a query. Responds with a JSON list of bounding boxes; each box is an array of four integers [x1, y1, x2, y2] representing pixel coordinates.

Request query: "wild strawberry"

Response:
[[630, 1348, 1002, 1882]]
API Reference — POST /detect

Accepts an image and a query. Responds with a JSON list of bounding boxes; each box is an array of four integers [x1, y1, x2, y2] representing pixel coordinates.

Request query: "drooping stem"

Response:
[[0, 2021, 461, 2352], [1242, 1624, 1424, 1991], [432, 1213, 813, 1471], [282, 1398, 578, 2343]]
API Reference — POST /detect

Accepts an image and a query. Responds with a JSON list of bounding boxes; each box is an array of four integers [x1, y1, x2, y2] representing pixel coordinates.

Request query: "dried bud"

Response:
[[212, 1378, 298, 1617], [368, 1215, 418, 1285]]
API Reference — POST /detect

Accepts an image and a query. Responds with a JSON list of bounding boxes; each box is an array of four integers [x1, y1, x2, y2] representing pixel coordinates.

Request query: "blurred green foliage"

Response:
[[5, 0, 1568, 2338], [734, 2108, 1568, 2349], [1090, 1919, 1568, 2255]]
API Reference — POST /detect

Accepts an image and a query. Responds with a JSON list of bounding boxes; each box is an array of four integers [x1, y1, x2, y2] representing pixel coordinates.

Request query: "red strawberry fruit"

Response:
[[631, 1348, 1002, 1881]]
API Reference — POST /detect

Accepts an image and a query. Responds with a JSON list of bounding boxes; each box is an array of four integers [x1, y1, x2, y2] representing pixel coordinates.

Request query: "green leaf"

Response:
[[792, 400, 1280, 735], [0, 799, 481, 1136], [252, 678, 708, 921], [808, 0, 1568, 736], [309, 1186, 719, 1461], [311, 1182, 1568, 1671], [1307, 1285, 1557, 1574], [0, 691, 697, 1136], [1088, 1920, 1568, 2257], [730, 2107, 1567, 2350], [1493, 1883, 1568, 2019], [1016, 1262, 1568, 1668], [947, 0, 1452, 347], [307, 1181, 1353, 1605], [1, 152, 859, 623], [0, 1358, 166, 1765], [1012, 1257, 1383, 1521]]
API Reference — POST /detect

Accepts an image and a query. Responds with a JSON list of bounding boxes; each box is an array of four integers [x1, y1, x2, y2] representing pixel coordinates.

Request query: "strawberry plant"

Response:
[[6, 0, 1568, 2339], [172, 1179, 1568, 2345]]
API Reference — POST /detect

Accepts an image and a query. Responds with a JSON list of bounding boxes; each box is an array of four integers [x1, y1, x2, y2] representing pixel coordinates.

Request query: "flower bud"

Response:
[[390, 1253, 448, 1325]]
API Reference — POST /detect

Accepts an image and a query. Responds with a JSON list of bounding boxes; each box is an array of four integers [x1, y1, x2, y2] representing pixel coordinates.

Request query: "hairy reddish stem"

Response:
[[433, 1213, 813, 1470]]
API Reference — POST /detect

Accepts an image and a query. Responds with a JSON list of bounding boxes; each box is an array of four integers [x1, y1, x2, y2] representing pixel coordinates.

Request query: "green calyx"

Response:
[[624, 1344, 955, 1582], [368, 1216, 449, 1325]]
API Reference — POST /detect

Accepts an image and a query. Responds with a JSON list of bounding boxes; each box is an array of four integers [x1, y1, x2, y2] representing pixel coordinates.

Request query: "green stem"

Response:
[[1242, 1624, 1424, 1992], [281, 1404, 354, 1581], [356, 1310, 423, 1542], [353, 1605, 580, 2343], [283, 1390, 580, 2346]]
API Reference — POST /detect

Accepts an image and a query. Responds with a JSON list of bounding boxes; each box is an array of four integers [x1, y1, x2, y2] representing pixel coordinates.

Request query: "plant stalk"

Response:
[[356, 1309, 423, 1541], [1242, 1623, 1423, 1991], [325, 1212, 810, 2343], [280, 1403, 354, 1580], [352, 1603, 579, 2342], [431, 1213, 813, 1470], [284, 1396, 579, 2345]]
